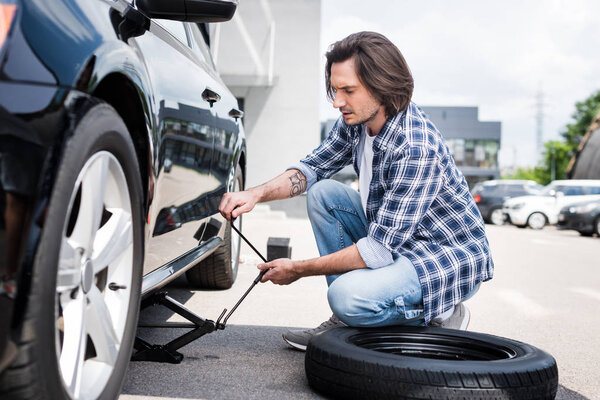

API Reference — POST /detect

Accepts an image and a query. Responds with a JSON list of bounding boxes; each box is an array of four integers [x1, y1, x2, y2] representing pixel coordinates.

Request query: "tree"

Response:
[[561, 89, 600, 152]]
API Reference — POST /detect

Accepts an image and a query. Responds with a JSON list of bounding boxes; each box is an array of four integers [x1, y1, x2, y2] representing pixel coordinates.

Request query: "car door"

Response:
[[186, 23, 243, 237], [135, 19, 221, 274]]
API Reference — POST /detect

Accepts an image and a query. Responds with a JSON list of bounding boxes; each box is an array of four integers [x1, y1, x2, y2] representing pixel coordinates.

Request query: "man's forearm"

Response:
[[296, 244, 367, 277], [249, 169, 307, 203], [258, 244, 368, 285]]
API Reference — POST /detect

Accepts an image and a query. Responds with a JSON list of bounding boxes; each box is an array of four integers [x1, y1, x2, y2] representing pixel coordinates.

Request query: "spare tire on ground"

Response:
[[305, 326, 558, 400]]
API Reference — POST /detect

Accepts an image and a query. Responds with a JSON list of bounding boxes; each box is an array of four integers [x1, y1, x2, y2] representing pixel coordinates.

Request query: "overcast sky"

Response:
[[319, 0, 600, 168]]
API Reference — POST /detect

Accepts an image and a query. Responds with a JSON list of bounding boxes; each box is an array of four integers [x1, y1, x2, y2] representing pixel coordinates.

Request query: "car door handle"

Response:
[[229, 108, 244, 120], [202, 88, 221, 107]]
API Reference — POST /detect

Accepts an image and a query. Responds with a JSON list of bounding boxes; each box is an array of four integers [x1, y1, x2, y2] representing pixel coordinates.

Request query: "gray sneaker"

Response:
[[429, 303, 471, 330], [282, 314, 346, 351]]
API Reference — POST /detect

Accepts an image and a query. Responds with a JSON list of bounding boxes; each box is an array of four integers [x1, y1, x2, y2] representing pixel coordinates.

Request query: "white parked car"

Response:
[[503, 180, 600, 229]]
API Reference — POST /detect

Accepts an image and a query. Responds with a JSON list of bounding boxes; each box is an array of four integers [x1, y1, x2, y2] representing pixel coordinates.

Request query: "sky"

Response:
[[319, 0, 600, 169]]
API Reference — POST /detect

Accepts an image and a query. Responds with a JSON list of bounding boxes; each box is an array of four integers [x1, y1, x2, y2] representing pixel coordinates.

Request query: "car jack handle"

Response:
[[215, 220, 269, 330]]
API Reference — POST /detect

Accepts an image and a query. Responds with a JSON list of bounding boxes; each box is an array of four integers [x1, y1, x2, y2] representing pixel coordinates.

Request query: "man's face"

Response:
[[330, 58, 383, 126]]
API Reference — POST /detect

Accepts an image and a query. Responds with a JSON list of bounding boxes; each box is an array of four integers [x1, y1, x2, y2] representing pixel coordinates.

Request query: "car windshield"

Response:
[[539, 183, 585, 196]]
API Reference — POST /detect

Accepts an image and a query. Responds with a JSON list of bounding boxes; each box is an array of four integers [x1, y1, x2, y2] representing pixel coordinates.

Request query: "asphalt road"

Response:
[[121, 197, 599, 400]]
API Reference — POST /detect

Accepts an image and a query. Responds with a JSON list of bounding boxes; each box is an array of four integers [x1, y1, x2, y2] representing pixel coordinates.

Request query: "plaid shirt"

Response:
[[292, 102, 494, 323]]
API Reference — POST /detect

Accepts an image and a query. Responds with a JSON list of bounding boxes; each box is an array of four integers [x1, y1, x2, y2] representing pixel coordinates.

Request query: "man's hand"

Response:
[[219, 190, 259, 220], [257, 258, 301, 285]]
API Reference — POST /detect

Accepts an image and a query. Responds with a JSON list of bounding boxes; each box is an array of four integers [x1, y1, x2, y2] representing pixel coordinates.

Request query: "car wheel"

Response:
[[595, 217, 600, 237], [527, 212, 546, 230], [186, 167, 243, 289], [306, 326, 558, 400], [0, 102, 143, 400], [488, 207, 505, 226]]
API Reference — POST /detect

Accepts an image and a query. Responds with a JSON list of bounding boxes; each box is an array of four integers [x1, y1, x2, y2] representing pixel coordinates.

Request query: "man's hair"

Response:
[[325, 31, 414, 117]]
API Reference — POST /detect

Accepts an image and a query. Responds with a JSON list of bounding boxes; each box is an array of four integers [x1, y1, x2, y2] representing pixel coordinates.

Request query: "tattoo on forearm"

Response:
[[289, 172, 307, 198]]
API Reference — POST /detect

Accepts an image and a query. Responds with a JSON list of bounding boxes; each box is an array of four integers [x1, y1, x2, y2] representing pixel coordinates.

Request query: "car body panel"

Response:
[[557, 200, 600, 234], [471, 180, 542, 222], [503, 180, 600, 226], [0, 0, 245, 373]]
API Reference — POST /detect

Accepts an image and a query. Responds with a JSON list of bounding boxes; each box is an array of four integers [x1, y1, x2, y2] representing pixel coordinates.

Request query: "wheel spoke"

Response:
[[59, 292, 87, 398], [70, 156, 108, 253], [91, 209, 132, 274], [57, 239, 81, 292], [87, 286, 120, 365]]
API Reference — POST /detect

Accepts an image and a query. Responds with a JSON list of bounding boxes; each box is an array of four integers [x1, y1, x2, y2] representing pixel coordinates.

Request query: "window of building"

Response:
[[447, 139, 498, 168]]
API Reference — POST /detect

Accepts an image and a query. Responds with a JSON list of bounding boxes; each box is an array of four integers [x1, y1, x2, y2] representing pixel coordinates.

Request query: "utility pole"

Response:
[[535, 84, 545, 165], [551, 147, 556, 181]]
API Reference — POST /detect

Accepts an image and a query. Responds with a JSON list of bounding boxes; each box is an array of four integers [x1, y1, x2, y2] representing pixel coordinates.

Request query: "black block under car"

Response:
[[0, 0, 245, 398]]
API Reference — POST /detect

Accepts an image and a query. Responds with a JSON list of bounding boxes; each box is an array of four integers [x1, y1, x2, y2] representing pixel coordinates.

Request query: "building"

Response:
[[421, 106, 501, 187], [212, 0, 321, 187]]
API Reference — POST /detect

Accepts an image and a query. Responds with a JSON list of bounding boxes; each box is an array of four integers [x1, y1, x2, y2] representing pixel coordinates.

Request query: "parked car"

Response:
[[557, 199, 600, 237], [503, 180, 600, 229], [471, 180, 543, 225], [0, 1, 245, 399]]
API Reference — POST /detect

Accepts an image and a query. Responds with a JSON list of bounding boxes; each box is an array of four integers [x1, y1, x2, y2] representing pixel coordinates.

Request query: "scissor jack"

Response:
[[131, 222, 271, 364]]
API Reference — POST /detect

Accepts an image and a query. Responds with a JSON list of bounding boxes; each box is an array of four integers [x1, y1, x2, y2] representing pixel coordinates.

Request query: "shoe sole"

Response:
[[282, 334, 307, 352]]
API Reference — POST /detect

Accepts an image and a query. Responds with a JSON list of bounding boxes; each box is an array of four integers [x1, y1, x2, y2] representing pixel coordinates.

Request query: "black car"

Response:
[[0, 0, 246, 398], [471, 180, 543, 225], [557, 199, 600, 237]]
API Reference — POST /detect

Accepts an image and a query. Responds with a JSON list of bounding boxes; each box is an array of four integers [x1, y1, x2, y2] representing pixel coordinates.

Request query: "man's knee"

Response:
[[327, 274, 372, 326], [307, 179, 344, 217], [307, 179, 338, 205]]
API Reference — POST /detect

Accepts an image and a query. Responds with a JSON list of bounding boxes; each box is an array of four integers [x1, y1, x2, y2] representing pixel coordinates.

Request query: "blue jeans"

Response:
[[307, 179, 425, 327]]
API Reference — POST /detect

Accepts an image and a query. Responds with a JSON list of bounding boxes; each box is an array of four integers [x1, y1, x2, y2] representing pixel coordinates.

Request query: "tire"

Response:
[[527, 212, 547, 230], [594, 217, 600, 236], [186, 167, 243, 289], [306, 326, 558, 400], [0, 102, 144, 400], [488, 207, 505, 226]]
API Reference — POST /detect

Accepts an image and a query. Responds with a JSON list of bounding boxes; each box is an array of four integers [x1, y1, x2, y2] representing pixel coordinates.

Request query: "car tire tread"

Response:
[[0, 101, 144, 400], [305, 327, 558, 400]]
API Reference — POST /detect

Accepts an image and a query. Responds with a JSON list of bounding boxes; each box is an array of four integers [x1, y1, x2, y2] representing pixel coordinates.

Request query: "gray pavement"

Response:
[[121, 196, 599, 399]]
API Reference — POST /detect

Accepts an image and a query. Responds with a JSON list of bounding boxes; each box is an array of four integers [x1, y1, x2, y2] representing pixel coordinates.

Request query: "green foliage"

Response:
[[561, 89, 600, 151], [504, 166, 547, 184], [505, 141, 572, 185]]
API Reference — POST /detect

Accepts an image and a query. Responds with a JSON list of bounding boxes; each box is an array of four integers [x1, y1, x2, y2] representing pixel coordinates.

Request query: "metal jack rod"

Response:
[[215, 220, 269, 329], [132, 218, 273, 363]]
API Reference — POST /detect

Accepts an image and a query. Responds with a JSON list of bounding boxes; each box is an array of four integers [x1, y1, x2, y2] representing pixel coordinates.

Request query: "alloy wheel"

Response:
[[490, 208, 505, 226], [55, 151, 134, 399], [527, 212, 546, 230]]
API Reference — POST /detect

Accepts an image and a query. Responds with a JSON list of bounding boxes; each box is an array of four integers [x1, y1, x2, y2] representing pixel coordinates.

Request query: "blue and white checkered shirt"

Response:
[[291, 102, 494, 323]]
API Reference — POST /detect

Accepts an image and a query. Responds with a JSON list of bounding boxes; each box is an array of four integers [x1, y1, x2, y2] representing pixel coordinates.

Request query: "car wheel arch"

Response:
[[92, 73, 152, 208]]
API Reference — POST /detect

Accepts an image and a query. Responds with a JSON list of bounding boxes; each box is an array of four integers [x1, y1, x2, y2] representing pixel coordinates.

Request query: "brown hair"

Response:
[[325, 31, 414, 117]]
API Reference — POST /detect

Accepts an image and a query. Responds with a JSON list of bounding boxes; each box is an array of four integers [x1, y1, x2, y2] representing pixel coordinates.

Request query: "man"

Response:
[[219, 31, 493, 351]]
